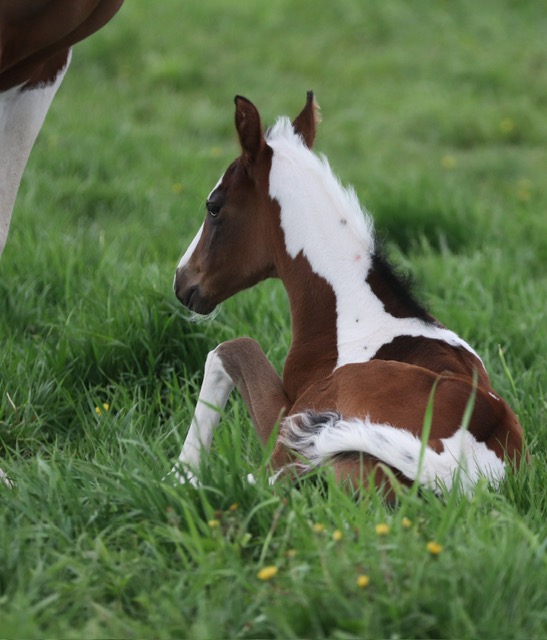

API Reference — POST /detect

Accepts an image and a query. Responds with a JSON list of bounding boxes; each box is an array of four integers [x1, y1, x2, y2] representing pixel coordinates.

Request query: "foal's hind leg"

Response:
[[169, 337, 289, 484], [332, 455, 409, 504]]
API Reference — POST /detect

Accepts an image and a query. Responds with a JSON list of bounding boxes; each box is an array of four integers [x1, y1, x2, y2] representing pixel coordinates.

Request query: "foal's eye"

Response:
[[206, 202, 221, 217]]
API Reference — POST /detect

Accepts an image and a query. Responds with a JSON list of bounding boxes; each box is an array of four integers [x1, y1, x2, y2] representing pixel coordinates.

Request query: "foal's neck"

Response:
[[278, 244, 429, 399], [366, 252, 434, 323], [278, 240, 464, 402], [280, 252, 339, 402]]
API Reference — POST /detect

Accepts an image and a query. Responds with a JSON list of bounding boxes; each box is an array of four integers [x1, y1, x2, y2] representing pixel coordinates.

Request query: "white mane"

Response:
[[266, 117, 375, 265]]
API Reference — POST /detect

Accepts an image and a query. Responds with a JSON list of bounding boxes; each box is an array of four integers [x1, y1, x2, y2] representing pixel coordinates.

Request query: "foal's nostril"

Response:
[[178, 285, 198, 309]]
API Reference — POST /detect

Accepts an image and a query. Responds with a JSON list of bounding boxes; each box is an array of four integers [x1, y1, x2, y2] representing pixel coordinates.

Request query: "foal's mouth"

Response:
[[177, 284, 217, 315]]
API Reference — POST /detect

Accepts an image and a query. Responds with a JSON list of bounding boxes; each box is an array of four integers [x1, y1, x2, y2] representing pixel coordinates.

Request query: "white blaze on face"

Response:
[[176, 223, 203, 271], [267, 117, 481, 369], [175, 172, 224, 276], [0, 50, 72, 257]]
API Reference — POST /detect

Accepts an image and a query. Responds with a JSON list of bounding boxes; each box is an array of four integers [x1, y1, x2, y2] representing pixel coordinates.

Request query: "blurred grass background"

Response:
[[0, 0, 546, 637]]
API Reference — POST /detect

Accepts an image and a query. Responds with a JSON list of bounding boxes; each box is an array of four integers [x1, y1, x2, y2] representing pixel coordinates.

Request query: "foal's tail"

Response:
[[279, 411, 506, 495]]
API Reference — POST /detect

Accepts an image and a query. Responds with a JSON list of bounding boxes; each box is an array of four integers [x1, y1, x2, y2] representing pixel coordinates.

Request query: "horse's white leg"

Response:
[[0, 51, 71, 258], [168, 337, 290, 484], [168, 347, 235, 484]]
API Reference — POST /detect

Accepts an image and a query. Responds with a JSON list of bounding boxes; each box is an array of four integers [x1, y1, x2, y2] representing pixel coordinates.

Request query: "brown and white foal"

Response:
[[170, 93, 524, 497], [0, 0, 124, 258]]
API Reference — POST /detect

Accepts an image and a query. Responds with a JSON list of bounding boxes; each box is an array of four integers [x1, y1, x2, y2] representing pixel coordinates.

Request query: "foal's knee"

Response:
[[216, 337, 264, 360]]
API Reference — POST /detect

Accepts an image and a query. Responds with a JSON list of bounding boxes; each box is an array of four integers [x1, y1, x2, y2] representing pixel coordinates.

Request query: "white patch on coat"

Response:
[[281, 411, 505, 495], [0, 50, 71, 257], [266, 118, 480, 368]]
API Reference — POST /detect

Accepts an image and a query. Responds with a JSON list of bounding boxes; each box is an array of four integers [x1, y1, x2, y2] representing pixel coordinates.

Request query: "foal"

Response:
[[170, 92, 524, 496]]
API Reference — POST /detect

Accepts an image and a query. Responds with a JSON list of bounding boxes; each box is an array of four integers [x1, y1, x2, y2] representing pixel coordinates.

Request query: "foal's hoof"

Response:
[[246, 472, 279, 487], [0, 468, 14, 488], [164, 465, 200, 488]]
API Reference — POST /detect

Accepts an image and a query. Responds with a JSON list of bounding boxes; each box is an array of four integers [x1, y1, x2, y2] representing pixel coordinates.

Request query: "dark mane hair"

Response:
[[369, 246, 432, 322]]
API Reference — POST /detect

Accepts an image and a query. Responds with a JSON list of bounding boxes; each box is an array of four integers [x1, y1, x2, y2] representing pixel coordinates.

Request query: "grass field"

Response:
[[1, 0, 546, 637]]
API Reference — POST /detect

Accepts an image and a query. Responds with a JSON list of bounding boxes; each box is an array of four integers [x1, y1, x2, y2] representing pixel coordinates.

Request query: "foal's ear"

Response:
[[292, 90, 320, 149], [234, 95, 265, 163]]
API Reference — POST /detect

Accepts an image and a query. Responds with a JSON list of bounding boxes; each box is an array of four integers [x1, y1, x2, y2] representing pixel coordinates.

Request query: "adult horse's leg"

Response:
[[169, 338, 290, 483], [0, 54, 70, 257]]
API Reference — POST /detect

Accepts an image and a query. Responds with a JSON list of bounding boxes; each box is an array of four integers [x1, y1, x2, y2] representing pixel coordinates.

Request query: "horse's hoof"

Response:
[[0, 468, 14, 488], [164, 466, 200, 487]]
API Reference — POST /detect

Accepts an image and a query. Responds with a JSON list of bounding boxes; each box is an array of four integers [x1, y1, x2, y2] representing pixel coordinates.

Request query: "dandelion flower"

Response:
[[286, 549, 297, 558], [208, 519, 220, 528], [499, 118, 515, 134], [516, 179, 532, 202], [95, 403, 110, 415], [441, 154, 457, 170], [427, 541, 443, 555], [257, 565, 278, 581], [356, 575, 370, 588], [312, 523, 325, 534], [375, 523, 390, 536], [401, 517, 412, 528], [229, 503, 239, 511], [332, 529, 343, 542]]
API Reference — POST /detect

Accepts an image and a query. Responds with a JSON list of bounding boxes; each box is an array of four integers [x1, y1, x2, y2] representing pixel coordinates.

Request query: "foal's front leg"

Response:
[[168, 338, 290, 484]]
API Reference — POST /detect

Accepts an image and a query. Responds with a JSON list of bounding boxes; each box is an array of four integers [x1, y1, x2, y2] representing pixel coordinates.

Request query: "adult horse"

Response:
[[169, 92, 524, 498], [0, 0, 124, 258], [0, 0, 124, 485]]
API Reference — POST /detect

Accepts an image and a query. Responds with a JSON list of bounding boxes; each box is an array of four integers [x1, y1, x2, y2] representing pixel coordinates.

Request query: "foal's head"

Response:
[[174, 92, 319, 314]]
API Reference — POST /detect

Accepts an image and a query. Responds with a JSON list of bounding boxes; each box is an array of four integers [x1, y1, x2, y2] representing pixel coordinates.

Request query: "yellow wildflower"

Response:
[[516, 179, 532, 202], [332, 529, 343, 542], [375, 523, 390, 536], [229, 503, 239, 511], [312, 523, 325, 534], [356, 575, 370, 588], [257, 565, 278, 581], [207, 519, 220, 528], [499, 118, 515, 134], [95, 403, 110, 415], [286, 549, 297, 558], [441, 154, 457, 170], [401, 517, 412, 528], [427, 541, 443, 555]]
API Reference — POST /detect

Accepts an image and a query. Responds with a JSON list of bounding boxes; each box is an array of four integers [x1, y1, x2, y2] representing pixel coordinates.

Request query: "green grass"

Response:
[[1, 0, 546, 637]]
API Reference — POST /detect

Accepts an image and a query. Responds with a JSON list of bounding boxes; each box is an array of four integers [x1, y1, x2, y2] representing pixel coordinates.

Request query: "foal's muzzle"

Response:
[[174, 268, 217, 315]]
